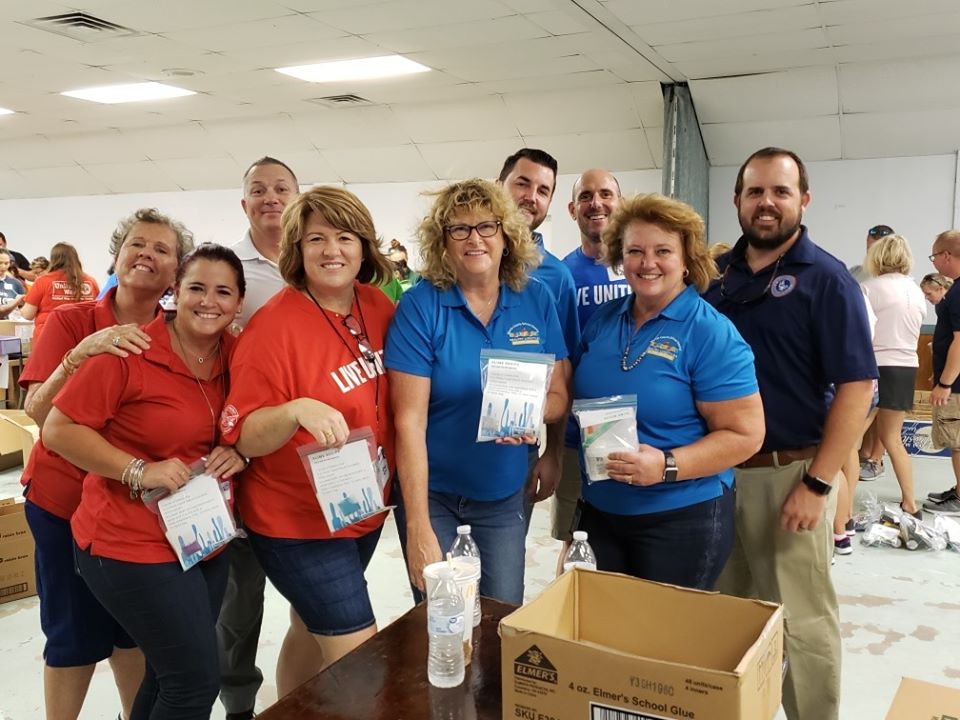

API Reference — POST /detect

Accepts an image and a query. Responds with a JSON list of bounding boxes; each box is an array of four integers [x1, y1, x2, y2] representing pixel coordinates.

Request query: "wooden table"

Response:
[[257, 597, 515, 720]]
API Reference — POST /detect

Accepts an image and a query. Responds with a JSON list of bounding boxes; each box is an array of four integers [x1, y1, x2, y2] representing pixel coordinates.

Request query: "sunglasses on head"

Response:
[[342, 314, 377, 366], [868, 226, 893, 238]]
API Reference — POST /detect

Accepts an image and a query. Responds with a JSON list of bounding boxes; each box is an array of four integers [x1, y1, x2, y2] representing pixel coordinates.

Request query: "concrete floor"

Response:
[[1, 456, 959, 719]]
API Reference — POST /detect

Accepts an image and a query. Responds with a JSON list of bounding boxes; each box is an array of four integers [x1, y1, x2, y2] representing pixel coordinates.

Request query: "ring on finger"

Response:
[[112, 336, 121, 347]]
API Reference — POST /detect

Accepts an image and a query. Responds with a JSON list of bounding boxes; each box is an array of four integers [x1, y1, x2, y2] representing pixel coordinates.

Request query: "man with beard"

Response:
[[704, 147, 876, 720], [552, 169, 630, 548], [497, 149, 579, 511]]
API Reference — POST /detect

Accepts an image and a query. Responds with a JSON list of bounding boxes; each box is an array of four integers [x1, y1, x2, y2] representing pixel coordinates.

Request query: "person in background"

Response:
[[708, 242, 732, 259], [0, 230, 35, 279], [219, 155, 299, 720], [387, 239, 419, 292], [21, 242, 99, 342], [572, 193, 763, 589], [387, 178, 570, 605], [31, 255, 50, 275], [860, 234, 925, 519], [921, 273, 953, 306], [221, 186, 395, 698], [43, 244, 247, 720], [0, 248, 26, 318], [20, 208, 193, 720]]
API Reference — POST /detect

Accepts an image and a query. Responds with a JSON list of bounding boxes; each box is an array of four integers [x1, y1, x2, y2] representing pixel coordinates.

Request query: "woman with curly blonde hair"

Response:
[[386, 178, 569, 604]]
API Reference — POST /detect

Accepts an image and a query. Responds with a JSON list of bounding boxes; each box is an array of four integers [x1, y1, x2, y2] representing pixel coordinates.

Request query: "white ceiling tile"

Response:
[[0, 137, 71, 169], [418, 138, 527, 180], [163, 13, 345, 53], [526, 10, 595, 36], [82, 160, 181, 193], [833, 34, 960, 64], [602, 0, 812, 26], [503, 85, 647, 136], [363, 16, 547, 54], [840, 57, 960, 113], [216, 36, 388, 71], [0, 169, 29, 198], [254, 149, 342, 186], [498, 0, 559, 11], [152, 156, 245, 191], [86, 0, 295, 33], [465, 69, 625, 96], [321, 144, 436, 183], [841, 110, 960, 159], [291, 106, 412, 148], [819, 0, 960, 26], [701, 117, 842, 166], [391, 97, 518, 143], [118, 124, 216, 160], [200, 117, 316, 157], [656, 28, 828, 64], [645, 126, 663, 168], [674, 47, 837, 79], [690, 66, 837, 123], [317, 0, 513, 35], [18, 165, 110, 196], [54, 131, 150, 164], [826, 11, 960, 46], [633, 4, 820, 46], [522, 129, 656, 173], [627, 82, 665, 128]]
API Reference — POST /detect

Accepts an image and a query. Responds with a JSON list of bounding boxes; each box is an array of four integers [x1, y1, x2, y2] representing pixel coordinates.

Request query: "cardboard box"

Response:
[[0, 498, 36, 604], [500, 569, 783, 720], [0, 408, 32, 470], [0, 335, 20, 355], [901, 420, 951, 459], [0, 409, 39, 464], [885, 677, 960, 719], [0, 319, 33, 356]]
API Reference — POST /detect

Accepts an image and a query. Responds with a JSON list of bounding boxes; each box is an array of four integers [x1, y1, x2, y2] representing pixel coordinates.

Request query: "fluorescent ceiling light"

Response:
[[0, 107, 14, 115], [276, 55, 430, 83], [61, 82, 195, 104]]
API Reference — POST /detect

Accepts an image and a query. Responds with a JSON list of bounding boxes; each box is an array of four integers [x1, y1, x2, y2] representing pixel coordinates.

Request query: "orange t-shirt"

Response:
[[25, 270, 99, 342], [59, 314, 235, 564], [220, 283, 395, 540]]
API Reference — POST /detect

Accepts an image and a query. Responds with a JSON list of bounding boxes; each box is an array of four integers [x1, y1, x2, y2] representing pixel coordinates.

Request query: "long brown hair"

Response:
[[48, 242, 85, 296]]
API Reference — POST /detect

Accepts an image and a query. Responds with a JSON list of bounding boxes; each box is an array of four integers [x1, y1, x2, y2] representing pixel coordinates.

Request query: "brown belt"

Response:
[[738, 446, 818, 469]]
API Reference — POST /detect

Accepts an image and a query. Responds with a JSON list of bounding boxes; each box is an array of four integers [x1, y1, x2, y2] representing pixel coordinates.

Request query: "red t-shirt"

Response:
[[59, 314, 235, 564], [25, 270, 100, 342], [220, 283, 395, 540], [20, 291, 163, 519]]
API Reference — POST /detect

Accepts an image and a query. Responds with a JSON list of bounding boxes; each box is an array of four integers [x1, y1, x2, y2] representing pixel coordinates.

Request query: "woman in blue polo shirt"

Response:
[[386, 178, 569, 604], [573, 193, 763, 590]]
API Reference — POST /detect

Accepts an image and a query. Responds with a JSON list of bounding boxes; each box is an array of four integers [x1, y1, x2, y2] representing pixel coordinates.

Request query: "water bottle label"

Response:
[[563, 561, 597, 573], [428, 612, 465, 635]]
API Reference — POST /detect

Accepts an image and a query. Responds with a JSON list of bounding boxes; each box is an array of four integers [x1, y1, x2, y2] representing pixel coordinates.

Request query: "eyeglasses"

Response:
[[719, 255, 784, 305], [343, 315, 377, 365], [929, 250, 949, 263], [443, 221, 501, 241]]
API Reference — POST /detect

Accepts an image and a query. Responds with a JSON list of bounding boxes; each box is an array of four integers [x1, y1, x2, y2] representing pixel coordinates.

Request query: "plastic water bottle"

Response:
[[449, 525, 481, 626], [563, 530, 597, 572], [427, 566, 465, 688]]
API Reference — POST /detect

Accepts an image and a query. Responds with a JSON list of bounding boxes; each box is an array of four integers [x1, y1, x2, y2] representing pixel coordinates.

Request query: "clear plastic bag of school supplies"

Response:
[[571, 395, 639, 483], [476, 349, 555, 443], [852, 490, 882, 532], [932, 514, 960, 551], [860, 522, 902, 548], [898, 513, 947, 552]]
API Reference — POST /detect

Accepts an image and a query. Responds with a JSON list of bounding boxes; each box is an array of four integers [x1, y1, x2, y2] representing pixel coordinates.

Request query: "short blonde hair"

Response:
[[708, 242, 732, 260], [601, 193, 717, 292], [278, 185, 392, 289], [417, 179, 540, 292], [934, 229, 960, 256], [921, 272, 954, 291], [865, 233, 912, 276]]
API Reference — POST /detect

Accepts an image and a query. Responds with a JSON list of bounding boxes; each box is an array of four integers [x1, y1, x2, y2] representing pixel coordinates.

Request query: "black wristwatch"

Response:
[[801, 473, 832, 496], [662, 451, 678, 483], [938, 381, 954, 390]]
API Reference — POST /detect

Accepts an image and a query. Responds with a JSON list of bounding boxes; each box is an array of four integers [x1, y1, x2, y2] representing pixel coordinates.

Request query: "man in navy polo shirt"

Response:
[[924, 229, 960, 515], [704, 147, 876, 720], [497, 149, 579, 512], [552, 169, 630, 545]]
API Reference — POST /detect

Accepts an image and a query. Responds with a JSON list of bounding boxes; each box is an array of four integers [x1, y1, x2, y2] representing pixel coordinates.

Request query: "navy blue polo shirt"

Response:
[[703, 227, 877, 453], [932, 280, 960, 389], [573, 286, 758, 515], [385, 278, 567, 501]]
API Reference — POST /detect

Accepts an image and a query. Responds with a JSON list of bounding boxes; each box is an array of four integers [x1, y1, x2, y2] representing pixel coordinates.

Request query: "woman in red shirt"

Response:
[[22, 242, 99, 342], [220, 186, 395, 698], [44, 244, 248, 720], [21, 208, 192, 720]]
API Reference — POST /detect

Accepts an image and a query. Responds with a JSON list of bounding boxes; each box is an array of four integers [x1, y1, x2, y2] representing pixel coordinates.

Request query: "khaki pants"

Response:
[[550, 446, 583, 541], [716, 460, 840, 720]]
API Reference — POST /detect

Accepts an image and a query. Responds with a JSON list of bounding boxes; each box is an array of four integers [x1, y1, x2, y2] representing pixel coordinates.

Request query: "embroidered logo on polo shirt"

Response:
[[506, 322, 541, 346], [770, 275, 797, 297], [219, 404, 239, 434], [647, 335, 681, 361]]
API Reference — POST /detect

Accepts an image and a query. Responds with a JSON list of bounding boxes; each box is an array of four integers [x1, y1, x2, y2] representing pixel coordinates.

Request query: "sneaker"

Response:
[[844, 519, 856, 536], [834, 534, 853, 555], [923, 495, 960, 516], [859, 459, 883, 481], [927, 486, 958, 503], [900, 504, 923, 520]]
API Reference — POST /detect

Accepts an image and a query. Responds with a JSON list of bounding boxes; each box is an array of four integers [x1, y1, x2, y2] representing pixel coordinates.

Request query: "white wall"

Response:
[[1, 156, 955, 292]]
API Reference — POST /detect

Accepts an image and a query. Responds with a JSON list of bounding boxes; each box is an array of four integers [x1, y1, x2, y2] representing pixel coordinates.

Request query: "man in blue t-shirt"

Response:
[[704, 147, 876, 720], [551, 169, 631, 544], [925, 229, 960, 514], [497, 149, 579, 515]]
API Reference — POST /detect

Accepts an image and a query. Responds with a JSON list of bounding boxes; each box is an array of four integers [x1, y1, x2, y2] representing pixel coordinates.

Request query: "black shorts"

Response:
[[877, 366, 917, 411]]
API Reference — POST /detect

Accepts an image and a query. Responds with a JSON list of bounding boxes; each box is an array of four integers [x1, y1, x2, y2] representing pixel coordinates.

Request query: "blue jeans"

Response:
[[396, 487, 527, 605], [75, 545, 229, 720], [579, 485, 735, 590]]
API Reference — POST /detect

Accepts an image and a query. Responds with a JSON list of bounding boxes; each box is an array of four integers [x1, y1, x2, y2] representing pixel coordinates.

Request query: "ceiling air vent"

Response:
[[307, 94, 375, 108], [20, 12, 141, 42]]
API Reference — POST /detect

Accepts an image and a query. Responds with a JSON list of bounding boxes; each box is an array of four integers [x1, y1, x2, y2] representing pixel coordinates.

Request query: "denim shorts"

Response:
[[247, 526, 383, 636], [24, 499, 136, 666]]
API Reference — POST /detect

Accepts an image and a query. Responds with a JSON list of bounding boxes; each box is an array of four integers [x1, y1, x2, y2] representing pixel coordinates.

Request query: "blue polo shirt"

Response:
[[562, 247, 631, 448], [1, 276, 25, 302], [932, 280, 960, 389], [385, 278, 567, 501], [703, 227, 877, 453], [531, 232, 580, 356], [573, 286, 757, 515]]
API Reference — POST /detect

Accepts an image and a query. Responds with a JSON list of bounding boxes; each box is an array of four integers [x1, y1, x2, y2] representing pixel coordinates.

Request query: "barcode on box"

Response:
[[0, 582, 27, 598], [590, 702, 667, 720]]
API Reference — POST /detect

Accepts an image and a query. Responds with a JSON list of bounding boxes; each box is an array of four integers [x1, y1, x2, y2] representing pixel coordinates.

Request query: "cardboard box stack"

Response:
[[0, 499, 36, 604]]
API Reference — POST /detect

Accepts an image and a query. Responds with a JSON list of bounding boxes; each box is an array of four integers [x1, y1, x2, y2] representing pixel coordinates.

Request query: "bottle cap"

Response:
[[456, 524, 471, 534], [572, 530, 588, 542], [437, 566, 455, 579]]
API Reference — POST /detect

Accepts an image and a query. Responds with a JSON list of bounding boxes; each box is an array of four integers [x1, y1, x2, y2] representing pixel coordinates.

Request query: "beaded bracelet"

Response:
[[61, 349, 81, 376]]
